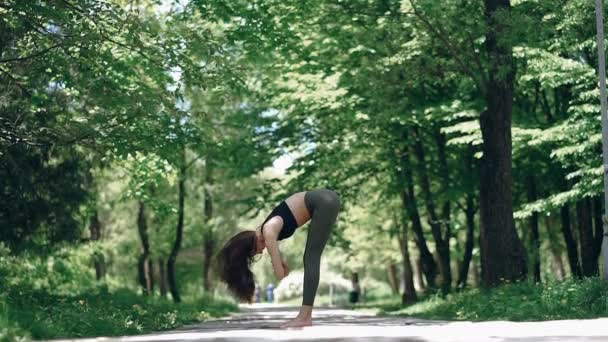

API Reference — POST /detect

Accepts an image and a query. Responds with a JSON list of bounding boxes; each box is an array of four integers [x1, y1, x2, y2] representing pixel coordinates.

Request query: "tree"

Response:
[[473, 0, 527, 286], [137, 201, 154, 295], [167, 145, 186, 303]]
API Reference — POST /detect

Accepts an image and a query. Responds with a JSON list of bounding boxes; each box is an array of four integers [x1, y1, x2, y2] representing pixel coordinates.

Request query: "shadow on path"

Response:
[[52, 303, 608, 342], [175, 304, 448, 331]]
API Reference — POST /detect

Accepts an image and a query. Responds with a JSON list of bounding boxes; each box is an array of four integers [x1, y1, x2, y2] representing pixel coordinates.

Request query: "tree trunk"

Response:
[[89, 210, 106, 280], [202, 160, 215, 292], [527, 175, 541, 283], [592, 196, 604, 263], [414, 258, 426, 291], [412, 126, 451, 293], [168, 147, 186, 303], [397, 225, 417, 304], [401, 129, 438, 289], [158, 257, 167, 298], [472, 259, 480, 288], [577, 198, 598, 277], [137, 201, 154, 295], [146, 258, 154, 294], [400, 186, 437, 289], [202, 235, 214, 291], [545, 215, 565, 281], [350, 272, 361, 303], [478, 0, 527, 286], [561, 203, 582, 278], [458, 144, 476, 289], [387, 263, 399, 295], [435, 127, 454, 291], [551, 251, 566, 281], [458, 192, 476, 288]]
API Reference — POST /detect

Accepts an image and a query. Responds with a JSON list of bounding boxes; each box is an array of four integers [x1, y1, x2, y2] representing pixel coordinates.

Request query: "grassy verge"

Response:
[[352, 277, 608, 321], [0, 285, 237, 341]]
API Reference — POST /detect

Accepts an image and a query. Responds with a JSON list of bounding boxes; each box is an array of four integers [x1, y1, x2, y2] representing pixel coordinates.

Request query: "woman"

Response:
[[218, 189, 340, 328]]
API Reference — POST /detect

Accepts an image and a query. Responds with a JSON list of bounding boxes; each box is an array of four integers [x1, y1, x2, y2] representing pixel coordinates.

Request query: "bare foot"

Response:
[[280, 317, 312, 329]]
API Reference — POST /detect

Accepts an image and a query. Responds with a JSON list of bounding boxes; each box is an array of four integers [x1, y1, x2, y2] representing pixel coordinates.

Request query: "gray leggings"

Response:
[[302, 189, 340, 306]]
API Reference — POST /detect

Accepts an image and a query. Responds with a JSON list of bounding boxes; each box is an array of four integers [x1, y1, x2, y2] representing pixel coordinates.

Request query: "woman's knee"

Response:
[[318, 189, 340, 209]]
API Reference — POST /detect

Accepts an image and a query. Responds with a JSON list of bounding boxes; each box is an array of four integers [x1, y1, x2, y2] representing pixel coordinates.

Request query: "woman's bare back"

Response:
[[284, 191, 311, 227]]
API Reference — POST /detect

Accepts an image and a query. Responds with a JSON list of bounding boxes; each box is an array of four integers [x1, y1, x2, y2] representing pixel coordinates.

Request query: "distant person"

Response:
[[349, 272, 361, 304], [266, 283, 275, 303], [217, 189, 341, 328], [254, 284, 261, 303]]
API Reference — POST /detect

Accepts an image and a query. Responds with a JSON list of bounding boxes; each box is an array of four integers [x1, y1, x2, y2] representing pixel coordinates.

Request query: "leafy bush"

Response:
[[0, 244, 237, 340], [1, 284, 236, 340], [363, 278, 608, 321], [1, 243, 104, 295]]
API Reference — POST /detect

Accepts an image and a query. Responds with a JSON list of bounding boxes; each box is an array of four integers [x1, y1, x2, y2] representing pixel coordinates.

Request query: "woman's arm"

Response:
[[262, 217, 287, 280]]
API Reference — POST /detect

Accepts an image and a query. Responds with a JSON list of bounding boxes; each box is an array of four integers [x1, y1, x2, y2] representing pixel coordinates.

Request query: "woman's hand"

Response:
[[275, 260, 289, 281], [281, 259, 290, 277]]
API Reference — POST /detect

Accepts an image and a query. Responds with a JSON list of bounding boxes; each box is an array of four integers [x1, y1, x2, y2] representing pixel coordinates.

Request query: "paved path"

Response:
[[55, 303, 608, 342]]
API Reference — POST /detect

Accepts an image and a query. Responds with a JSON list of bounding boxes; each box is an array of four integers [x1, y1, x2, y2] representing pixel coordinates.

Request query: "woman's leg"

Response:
[[281, 189, 340, 328]]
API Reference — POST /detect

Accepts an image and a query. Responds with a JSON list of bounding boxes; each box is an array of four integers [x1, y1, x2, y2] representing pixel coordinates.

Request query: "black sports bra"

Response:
[[261, 201, 298, 240]]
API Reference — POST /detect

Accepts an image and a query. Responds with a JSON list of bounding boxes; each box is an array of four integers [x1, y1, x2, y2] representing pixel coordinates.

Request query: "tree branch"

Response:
[[406, 1, 485, 93], [0, 66, 32, 96], [0, 43, 64, 63], [464, 27, 488, 86]]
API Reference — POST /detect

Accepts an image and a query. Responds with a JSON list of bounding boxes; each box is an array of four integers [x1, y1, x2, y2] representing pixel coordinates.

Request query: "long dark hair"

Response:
[[217, 230, 256, 303]]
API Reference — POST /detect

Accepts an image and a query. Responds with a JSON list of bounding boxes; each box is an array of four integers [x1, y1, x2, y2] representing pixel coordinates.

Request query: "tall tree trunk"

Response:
[[398, 132, 437, 289], [400, 186, 437, 289], [458, 193, 476, 288], [350, 272, 361, 303], [202, 160, 214, 292], [479, 0, 527, 286], [545, 215, 565, 281], [411, 126, 450, 291], [527, 175, 541, 283], [435, 126, 453, 291], [561, 203, 582, 278], [137, 201, 154, 295], [472, 259, 480, 287], [577, 198, 598, 277], [168, 147, 186, 303], [202, 236, 214, 292], [158, 257, 167, 298], [146, 258, 154, 294], [592, 196, 604, 263], [457, 145, 476, 289], [551, 251, 566, 281], [397, 224, 417, 304], [386, 263, 399, 295], [393, 132, 436, 290], [414, 258, 425, 291], [89, 210, 105, 280]]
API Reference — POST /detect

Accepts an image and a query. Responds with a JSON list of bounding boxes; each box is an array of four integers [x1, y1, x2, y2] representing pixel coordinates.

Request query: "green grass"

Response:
[[0, 284, 237, 341], [352, 277, 608, 321], [0, 244, 239, 341]]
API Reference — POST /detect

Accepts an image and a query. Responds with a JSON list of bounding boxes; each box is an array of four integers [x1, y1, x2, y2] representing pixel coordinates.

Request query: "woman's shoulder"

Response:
[[262, 215, 284, 240]]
